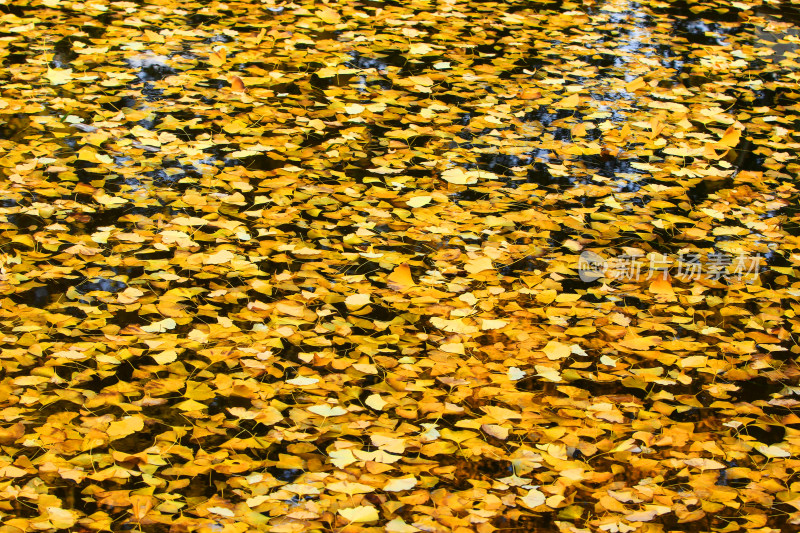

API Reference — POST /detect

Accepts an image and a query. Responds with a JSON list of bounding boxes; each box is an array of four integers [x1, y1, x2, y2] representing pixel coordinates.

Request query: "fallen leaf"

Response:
[[308, 404, 347, 417], [345, 293, 371, 308], [441, 167, 476, 185], [387, 264, 415, 290], [520, 487, 546, 509], [465, 256, 493, 273], [339, 506, 380, 523], [383, 476, 418, 491], [107, 416, 145, 440], [46, 68, 73, 85], [407, 195, 432, 208]]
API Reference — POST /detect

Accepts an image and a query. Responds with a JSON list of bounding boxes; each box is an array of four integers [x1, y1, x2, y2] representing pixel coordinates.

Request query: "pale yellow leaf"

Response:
[[345, 103, 365, 114], [204, 249, 235, 264], [208, 506, 235, 518], [365, 394, 387, 411], [308, 404, 347, 417], [508, 367, 526, 381], [47, 68, 73, 85], [345, 293, 371, 308], [481, 424, 509, 440], [481, 319, 508, 330], [407, 195, 432, 208], [338, 505, 380, 523], [408, 43, 434, 55], [327, 481, 375, 494], [47, 507, 78, 529], [383, 476, 418, 492], [440, 342, 464, 354], [153, 350, 178, 364], [141, 318, 177, 333], [316, 7, 341, 23], [535, 365, 562, 382], [441, 167, 476, 185], [329, 449, 357, 468], [520, 487, 546, 509], [755, 444, 791, 458], [286, 376, 319, 386], [386, 518, 420, 532]]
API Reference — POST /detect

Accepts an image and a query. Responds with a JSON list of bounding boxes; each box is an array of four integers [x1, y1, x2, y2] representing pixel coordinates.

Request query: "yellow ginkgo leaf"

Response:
[[542, 341, 570, 360], [141, 318, 177, 333], [408, 43, 433, 55], [717, 124, 741, 148], [465, 256, 493, 274], [204, 249, 235, 264], [47, 507, 78, 529], [386, 518, 420, 532], [535, 365, 562, 382], [755, 444, 791, 458], [327, 481, 375, 494], [209, 49, 226, 67], [365, 394, 387, 410], [308, 404, 347, 417], [344, 103, 365, 114], [481, 319, 508, 330], [508, 367, 526, 381], [208, 506, 235, 517], [407, 195, 432, 208], [316, 7, 341, 23], [441, 167, 476, 185], [329, 449, 357, 468], [520, 487, 546, 509], [107, 416, 145, 440], [46, 68, 73, 85], [383, 476, 418, 492], [555, 93, 580, 108], [625, 77, 646, 92], [387, 264, 415, 290], [338, 505, 380, 523], [345, 293, 370, 308]]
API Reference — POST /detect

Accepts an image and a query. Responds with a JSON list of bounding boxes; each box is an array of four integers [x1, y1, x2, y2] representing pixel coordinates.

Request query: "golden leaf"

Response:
[[555, 93, 580, 108], [327, 481, 375, 494], [47, 507, 78, 529], [308, 404, 347, 417], [209, 49, 226, 67], [383, 476, 418, 492], [441, 167, 476, 184], [316, 7, 341, 23], [407, 195, 432, 208], [107, 416, 145, 440], [46, 68, 73, 85], [387, 264, 415, 290], [408, 43, 434, 55], [481, 319, 508, 330], [339, 506, 380, 523], [345, 293, 371, 308], [625, 77, 646, 92], [365, 394, 387, 410], [230, 75, 246, 93], [464, 256, 493, 274], [649, 278, 674, 294], [542, 341, 571, 360]]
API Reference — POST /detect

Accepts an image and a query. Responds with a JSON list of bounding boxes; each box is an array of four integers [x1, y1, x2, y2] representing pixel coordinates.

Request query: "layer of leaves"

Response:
[[1, 0, 800, 532]]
